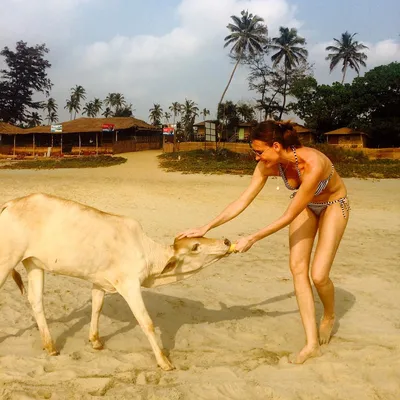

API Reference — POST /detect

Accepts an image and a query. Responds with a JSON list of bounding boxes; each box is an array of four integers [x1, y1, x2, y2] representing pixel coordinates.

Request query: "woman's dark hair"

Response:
[[250, 120, 302, 148]]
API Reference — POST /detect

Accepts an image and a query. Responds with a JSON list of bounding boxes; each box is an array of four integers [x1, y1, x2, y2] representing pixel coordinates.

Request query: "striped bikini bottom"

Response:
[[307, 196, 350, 218]]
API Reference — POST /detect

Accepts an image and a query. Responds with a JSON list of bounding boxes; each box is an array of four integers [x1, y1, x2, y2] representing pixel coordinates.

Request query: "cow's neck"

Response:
[[143, 236, 174, 276]]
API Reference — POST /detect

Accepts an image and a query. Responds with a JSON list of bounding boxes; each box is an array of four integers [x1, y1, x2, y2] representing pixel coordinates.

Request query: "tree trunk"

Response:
[[219, 54, 243, 107], [341, 64, 348, 84], [279, 68, 288, 121]]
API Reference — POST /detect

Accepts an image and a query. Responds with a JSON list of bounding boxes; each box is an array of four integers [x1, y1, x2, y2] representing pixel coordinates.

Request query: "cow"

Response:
[[0, 193, 234, 370]]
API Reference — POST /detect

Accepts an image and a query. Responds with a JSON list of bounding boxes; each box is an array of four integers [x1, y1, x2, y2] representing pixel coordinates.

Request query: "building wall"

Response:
[[328, 134, 366, 148]]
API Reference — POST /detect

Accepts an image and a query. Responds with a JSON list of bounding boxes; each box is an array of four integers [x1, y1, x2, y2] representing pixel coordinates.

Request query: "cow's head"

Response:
[[143, 237, 232, 288]]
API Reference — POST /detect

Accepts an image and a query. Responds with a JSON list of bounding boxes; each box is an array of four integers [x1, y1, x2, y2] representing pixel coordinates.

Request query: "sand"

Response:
[[0, 150, 399, 400]]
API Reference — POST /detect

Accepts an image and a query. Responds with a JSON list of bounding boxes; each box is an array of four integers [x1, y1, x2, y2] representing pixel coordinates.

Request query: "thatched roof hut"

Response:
[[0, 117, 162, 157], [24, 117, 159, 134], [0, 122, 26, 134], [324, 127, 369, 148]]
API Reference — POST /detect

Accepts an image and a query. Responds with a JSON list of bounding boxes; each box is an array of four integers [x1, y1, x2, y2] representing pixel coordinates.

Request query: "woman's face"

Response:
[[250, 140, 281, 166]]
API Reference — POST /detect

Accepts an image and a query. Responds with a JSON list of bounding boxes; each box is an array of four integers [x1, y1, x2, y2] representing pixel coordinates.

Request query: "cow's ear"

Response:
[[161, 256, 178, 275]]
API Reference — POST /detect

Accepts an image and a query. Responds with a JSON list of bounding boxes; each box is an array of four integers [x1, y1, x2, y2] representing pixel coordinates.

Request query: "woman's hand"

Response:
[[176, 225, 208, 239], [234, 236, 256, 253]]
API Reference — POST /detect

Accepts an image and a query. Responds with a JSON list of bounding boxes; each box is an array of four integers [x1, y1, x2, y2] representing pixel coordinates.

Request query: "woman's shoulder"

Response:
[[256, 161, 280, 177]]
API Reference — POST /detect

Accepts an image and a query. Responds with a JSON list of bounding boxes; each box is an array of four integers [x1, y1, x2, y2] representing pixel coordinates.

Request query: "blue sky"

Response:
[[1, 0, 399, 123]]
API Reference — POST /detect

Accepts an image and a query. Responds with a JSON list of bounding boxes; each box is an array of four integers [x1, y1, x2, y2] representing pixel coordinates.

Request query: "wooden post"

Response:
[[51, 134, 54, 147], [33, 134, 35, 158], [96, 132, 98, 156], [13, 135, 16, 157], [79, 133, 81, 156]]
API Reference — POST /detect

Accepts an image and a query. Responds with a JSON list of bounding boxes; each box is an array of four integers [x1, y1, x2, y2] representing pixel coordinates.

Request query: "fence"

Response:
[[113, 136, 163, 154], [163, 142, 400, 160], [163, 141, 252, 154]]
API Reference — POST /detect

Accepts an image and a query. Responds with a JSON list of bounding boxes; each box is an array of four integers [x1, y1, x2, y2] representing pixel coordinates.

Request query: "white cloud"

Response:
[[0, 0, 93, 46], [72, 0, 301, 120], [1, 0, 398, 123]]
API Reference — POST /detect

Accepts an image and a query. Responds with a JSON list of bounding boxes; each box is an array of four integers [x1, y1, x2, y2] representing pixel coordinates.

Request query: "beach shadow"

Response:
[[314, 286, 356, 335], [0, 285, 355, 352], [101, 289, 299, 351]]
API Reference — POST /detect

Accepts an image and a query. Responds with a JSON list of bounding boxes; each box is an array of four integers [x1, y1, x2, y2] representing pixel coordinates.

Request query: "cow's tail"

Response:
[[12, 269, 25, 295]]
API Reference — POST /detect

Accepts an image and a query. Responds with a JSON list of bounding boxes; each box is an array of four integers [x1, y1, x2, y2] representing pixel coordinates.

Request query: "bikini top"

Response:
[[278, 146, 334, 196]]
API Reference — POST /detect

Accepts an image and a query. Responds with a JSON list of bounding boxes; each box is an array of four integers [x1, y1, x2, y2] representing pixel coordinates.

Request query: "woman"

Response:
[[177, 120, 350, 364]]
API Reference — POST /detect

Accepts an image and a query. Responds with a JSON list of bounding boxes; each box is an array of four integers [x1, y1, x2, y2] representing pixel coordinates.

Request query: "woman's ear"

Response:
[[272, 141, 281, 152]]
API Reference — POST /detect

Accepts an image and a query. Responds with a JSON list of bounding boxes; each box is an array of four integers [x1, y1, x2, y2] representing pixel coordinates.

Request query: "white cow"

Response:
[[0, 193, 233, 370]]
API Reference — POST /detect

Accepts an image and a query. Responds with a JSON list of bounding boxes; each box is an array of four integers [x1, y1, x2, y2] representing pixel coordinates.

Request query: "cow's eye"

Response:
[[191, 243, 200, 252]]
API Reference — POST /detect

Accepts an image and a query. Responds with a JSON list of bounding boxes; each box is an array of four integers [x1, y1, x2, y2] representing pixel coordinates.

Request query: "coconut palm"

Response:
[[26, 111, 42, 127], [102, 107, 113, 118], [181, 99, 199, 139], [220, 10, 268, 106], [104, 93, 126, 113], [64, 98, 75, 120], [70, 85, 86, 119], [92, 98, 103, 116], [236, 102, 255, 122], [48, 111, 58, 124], [114, 104, 134, 117], [169, 102, 181, 124], [201, 108, 210, 120], [325, 31, 368, 84], [164, 112, 171, 124], [42, 97, 58, 125], [149, 103, 163, 126], [82, 101, 97, 117], [269, 27, 308, 119]]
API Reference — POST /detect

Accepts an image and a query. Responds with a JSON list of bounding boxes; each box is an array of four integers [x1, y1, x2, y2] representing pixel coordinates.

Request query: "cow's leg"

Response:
[[89, 284, 105, 350], [116, 280, 174, 371], [23, 259, 58, 355]]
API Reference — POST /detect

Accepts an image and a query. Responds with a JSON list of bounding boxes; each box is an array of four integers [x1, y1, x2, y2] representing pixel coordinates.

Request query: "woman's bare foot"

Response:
[[289, 344, 321, 364], [319, 315, 335, 344]]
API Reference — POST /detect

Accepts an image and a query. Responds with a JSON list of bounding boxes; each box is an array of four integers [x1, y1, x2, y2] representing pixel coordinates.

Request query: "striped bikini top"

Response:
[[278, 146, 334, 196]]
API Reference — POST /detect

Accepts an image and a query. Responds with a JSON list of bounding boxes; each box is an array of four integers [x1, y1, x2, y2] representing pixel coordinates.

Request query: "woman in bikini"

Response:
[[177, 120, 350, 364]]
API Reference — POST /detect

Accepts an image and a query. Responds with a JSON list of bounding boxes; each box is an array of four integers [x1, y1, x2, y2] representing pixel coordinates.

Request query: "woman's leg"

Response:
[[311, 202, 349, 344], [289, 207, 320, 363]]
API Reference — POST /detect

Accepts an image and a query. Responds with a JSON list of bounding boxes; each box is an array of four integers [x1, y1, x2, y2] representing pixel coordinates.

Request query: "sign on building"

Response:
[[51, 124, 62, 133], [102, 124, 115, 132], [163, 127, 174, 136], [205, 122, 216, 142]]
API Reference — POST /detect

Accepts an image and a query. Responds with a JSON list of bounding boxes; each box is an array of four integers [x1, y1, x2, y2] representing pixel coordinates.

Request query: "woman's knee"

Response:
[[311, 270, 330, 288], [289, 260, 309, 278]]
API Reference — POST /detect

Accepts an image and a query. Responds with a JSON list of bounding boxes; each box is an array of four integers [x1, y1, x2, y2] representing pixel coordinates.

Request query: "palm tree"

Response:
[[64, 98, 75, 120], [164, 112, 171, 124], [169, 102, 181, 125], [26, 112, 42, 127], [149, 103, 163, 126], [70, 85, 86, 119], [220, 10, 268, 106], [269, 27, 308, 119], [83, 101, 97, 117], [104, 93, 126, 113], [102, 107, 113, 118], [48, 111, 58, 124], [201, 108, 210, 120], [92, 98, 103, 116], [181, 99, 199, 139], [114, 104, 134, 117], [236, 102, 255, 122], [42, 97, 58, 125], [325, 31, 368, 84]]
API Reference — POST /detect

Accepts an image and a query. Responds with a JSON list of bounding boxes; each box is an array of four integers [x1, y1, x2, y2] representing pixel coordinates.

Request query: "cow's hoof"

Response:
[[159, 358, 175, 371], [91, 340, 104, 350]]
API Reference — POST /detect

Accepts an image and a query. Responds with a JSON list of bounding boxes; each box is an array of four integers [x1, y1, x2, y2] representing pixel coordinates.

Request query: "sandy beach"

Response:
[[0, 150, 399, 400]]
